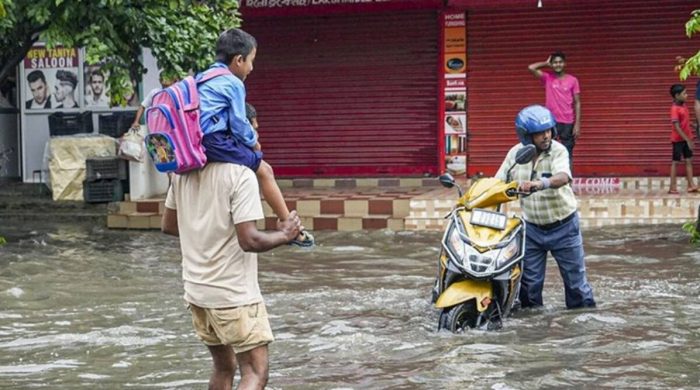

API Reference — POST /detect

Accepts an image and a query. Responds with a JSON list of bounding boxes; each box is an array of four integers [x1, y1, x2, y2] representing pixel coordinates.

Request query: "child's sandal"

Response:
[[289, 230, 315, 248]]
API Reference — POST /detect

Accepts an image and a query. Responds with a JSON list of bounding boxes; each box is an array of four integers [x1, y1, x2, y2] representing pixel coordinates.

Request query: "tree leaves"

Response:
[[0, 0, 241, 105], [679, 9, 700, 80], [682, 220, 700, 245]]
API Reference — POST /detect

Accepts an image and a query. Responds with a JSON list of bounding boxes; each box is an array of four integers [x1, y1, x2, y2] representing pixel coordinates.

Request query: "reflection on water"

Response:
[[1, 223, 700, 389]]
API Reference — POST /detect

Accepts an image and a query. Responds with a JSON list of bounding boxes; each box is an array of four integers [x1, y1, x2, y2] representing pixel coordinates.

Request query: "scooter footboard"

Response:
[[434, 280, 493, 311]]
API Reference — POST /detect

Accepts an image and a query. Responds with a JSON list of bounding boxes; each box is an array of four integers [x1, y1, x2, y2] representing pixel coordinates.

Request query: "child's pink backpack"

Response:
[[145, 68, 230, 174]]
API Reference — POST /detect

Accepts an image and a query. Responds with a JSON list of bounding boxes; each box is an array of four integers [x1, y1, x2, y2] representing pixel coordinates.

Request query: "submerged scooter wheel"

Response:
[[442, 301, 480, 333]]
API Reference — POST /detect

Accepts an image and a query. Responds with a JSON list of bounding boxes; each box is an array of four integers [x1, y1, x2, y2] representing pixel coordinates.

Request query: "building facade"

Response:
[[240, 0, 699, 178], [5, 0, 698, 181]]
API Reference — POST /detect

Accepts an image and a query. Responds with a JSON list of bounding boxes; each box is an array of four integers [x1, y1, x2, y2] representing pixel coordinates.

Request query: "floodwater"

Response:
[[1, 222, 699, 389]]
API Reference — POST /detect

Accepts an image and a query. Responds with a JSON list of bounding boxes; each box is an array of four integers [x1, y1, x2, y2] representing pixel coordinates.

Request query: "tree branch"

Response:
[[0, 25, 47, 87]]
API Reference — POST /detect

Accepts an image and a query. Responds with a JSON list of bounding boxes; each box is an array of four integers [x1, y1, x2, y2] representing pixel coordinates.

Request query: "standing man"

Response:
[[54, 70, 79, 109], [495, 105, 596, 310], [85, 70, 109, 107], [161, 162, 301, 389], [528, 51, 581, 170], [25, 70, 52, 109]]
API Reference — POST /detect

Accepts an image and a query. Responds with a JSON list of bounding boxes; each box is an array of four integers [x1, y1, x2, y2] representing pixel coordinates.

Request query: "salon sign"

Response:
[[23, 47, 78, 69]]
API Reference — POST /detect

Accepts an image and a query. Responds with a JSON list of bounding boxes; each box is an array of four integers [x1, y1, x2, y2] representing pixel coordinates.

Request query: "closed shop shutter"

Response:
[[466, 0, 699, 177], [242, 11, 440, 177]]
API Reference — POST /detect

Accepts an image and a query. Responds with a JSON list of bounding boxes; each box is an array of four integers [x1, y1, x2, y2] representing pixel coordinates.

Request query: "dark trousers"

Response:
[[520, 213, 596, 309], [202, 131, 263, 172], [557, 123, 575, 171]]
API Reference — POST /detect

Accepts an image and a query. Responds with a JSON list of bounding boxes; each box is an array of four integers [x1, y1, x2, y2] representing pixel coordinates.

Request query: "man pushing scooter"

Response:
[[494, 105, 596, 310]]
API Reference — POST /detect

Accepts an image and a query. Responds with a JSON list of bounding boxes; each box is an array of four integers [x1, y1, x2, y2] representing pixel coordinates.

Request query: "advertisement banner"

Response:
[[23, 45, 80, 110], [442, 11, 467, 176]]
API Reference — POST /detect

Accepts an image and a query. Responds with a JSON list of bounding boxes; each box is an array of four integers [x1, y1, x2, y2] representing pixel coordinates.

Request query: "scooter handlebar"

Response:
[[506, 187, 538, 197]]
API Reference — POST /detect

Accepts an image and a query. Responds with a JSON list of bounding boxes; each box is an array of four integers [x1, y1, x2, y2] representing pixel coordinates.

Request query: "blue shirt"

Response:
[[197, 62, 257, 148]]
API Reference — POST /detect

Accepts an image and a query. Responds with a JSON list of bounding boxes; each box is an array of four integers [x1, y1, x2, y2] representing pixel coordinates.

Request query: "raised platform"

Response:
[[106, 177, 700, 231]]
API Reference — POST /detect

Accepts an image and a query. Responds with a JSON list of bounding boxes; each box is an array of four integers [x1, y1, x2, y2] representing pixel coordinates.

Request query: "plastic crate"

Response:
[[98, 111, 137, 138], [48, 111, 93, 136], [83, 179, 124, 203], [85, 156, 128, 181]]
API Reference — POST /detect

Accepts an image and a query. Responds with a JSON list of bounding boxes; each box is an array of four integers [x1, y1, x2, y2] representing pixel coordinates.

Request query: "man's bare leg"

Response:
[[670, 161, 678, 192], [686, 158, 698, 190], [236, 344, 269, 390], [206, 344, 237, 390]]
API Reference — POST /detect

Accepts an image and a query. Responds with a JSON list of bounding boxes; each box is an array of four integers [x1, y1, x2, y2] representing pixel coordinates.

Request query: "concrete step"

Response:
[[0, 192, 109, 224], [406, 192, 700, 231], [0, 182, 51, 197], [107, 187, 425, 231], [0, 211, 106, 224], [98, 176, 700, 231]]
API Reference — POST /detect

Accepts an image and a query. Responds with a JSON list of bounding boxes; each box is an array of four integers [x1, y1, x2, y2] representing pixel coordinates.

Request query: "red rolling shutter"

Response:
[[242, 10, 440, 177], [466, 0, 699, 177]]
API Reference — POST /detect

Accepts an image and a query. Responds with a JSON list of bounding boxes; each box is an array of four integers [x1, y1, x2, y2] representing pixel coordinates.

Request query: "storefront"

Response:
[[15, 47, 161, 182], [241, 0, 700, 178], [463, 0, 699, 177], [240, 0, 447, 177], [11, 0, 699, 181]]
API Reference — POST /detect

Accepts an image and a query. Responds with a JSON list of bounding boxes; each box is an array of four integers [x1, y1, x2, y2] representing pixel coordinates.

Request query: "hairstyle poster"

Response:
[[83, 64, 110, 108], [22, 45, 80, 111], [83, 63, 141, 109]]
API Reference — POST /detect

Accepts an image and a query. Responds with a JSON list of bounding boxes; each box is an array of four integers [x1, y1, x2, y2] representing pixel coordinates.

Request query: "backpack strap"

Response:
[[182, 68, 232, 111], [197, 67, 231, 84]]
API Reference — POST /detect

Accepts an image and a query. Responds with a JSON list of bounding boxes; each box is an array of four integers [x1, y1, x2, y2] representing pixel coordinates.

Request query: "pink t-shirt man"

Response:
[[541, 72, 580, 124]]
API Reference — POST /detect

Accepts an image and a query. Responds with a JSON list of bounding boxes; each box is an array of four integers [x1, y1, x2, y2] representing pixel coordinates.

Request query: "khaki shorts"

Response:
[[189, 302, 274, 353]]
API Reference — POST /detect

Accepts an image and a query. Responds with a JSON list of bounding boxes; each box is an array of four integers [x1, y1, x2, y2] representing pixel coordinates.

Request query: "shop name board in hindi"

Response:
[[24, 47, 78, 69], [245, 0, 388, 7]]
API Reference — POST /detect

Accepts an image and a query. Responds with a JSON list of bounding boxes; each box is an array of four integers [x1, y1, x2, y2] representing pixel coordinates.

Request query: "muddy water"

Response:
[[1, 222, 699, 389]]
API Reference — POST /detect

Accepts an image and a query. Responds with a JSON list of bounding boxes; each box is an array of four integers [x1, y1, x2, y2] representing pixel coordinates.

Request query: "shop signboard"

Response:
[[22, 45, 80, 111], [442, 10, 467, 176], [240, 0, 443, 16]]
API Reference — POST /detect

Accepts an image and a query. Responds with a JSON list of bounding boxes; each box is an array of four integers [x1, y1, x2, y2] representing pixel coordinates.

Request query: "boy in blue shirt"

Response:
[[199, 28, 314, 247]]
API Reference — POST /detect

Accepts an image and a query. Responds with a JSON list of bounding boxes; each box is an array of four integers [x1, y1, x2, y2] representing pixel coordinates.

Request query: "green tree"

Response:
[[678, 9, 700, 80], [677, 9, 700, 245], [682, 221, 700, 245], [0, 0, 241, 105]]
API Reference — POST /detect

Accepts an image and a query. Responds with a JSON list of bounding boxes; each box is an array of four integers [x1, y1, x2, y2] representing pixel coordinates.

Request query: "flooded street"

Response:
[[1, 222, 700, 389]]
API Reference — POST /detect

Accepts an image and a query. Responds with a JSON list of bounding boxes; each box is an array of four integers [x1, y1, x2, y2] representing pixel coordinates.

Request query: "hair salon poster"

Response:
[[442, 11, 467, 176], [23, 45, 80, 111]]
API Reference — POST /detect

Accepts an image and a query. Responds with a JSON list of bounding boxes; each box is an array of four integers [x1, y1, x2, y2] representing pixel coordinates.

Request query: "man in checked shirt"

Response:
[[495, 105, 596, 310]]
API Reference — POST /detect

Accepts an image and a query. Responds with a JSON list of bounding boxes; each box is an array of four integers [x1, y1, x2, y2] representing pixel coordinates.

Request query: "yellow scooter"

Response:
[[432, 145, 536, 332]]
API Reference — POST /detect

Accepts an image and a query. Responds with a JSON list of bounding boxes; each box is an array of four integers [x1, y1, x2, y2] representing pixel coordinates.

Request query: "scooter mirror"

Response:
[[438, 174, 456, 188], [506, 144, 537, 183], [515, 144, 537, 165]]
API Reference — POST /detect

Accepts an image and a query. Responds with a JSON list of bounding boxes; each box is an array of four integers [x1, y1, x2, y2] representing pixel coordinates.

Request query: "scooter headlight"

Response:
[[495, 235, 521, 269], [446, 224, 467, 261]]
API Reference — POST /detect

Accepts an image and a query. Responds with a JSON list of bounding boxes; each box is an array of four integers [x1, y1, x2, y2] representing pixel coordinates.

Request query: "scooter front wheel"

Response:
[[442, 301, 479, 333]]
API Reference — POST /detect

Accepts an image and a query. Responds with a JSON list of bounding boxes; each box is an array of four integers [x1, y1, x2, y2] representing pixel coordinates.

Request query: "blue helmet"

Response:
[[515, 105, 557, 145]]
